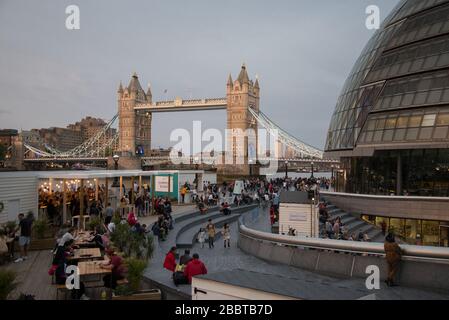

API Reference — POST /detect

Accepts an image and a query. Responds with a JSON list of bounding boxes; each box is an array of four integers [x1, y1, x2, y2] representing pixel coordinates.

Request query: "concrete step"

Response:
[[176, 213, 241, 248], [369, 229, 385, 243], [174, 204, 257, 249], [346, 219, 366, 233]]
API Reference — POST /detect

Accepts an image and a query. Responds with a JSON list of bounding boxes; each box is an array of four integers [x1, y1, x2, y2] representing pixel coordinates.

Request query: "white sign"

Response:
[[233, 180, 244, 195], [155, 176, 174, 192]]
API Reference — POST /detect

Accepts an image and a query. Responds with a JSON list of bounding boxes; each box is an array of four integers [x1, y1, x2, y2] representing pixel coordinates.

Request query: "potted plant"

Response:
[[33, 217, 49, 239], [111, 257, 160, 300], [87, 216, 104, 232], [0, 270, 17, 300], [110, 227, 159, 300], [30, 216, 54, 250]]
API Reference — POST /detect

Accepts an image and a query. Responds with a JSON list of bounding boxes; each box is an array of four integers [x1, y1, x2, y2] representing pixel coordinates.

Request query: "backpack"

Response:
[[173, 271, 188, 286]]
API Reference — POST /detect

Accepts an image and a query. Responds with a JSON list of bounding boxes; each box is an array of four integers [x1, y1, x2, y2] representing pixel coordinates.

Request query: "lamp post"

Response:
[[331, 164, 334, 190], [310, 161, 314, 179], [112, 154, 120, 187], [249, 159, 253, 177], [194, 156, 199, 190], [285, 160, 289, 179]]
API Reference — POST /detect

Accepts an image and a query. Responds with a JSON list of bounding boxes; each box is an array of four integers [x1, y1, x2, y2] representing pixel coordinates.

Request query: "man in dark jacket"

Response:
[[179, 249, 192, 266]]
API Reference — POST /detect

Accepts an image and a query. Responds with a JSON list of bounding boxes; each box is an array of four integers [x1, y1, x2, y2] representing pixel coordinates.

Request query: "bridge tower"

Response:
[[224, 64, 260, 176], [117, 73, 152, 160]]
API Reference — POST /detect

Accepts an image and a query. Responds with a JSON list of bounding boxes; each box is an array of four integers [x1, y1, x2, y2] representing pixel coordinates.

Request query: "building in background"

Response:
[[324, 0, 449, 246]]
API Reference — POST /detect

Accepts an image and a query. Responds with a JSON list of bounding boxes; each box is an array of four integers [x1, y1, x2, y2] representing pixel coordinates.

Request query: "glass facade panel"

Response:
[[436, 113, 449, 125], [422, 114, 436, 126], [408, 115, 422, 127], [422, 220, 440, 246]]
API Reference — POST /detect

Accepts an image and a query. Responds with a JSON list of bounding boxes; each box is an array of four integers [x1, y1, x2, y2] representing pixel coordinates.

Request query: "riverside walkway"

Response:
[[144, 205, 449, 300]]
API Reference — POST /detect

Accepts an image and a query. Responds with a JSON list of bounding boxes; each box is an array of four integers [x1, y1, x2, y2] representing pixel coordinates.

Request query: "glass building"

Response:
[[325, 0, 449, 197]]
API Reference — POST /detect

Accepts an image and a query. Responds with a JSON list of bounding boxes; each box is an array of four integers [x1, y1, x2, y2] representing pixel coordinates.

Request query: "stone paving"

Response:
[[144, 205, 449, 300]]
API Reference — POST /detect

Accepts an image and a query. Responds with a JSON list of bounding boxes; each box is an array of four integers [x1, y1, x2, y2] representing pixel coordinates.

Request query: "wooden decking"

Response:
[[0, 250, 56, 300]]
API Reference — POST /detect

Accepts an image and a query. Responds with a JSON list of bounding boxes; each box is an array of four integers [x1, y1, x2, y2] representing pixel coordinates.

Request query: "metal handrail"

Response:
[[239, 224, 449, 261]]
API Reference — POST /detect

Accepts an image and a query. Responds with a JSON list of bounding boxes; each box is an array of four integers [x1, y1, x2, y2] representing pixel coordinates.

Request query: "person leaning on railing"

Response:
[[384, 233, 402, 287]]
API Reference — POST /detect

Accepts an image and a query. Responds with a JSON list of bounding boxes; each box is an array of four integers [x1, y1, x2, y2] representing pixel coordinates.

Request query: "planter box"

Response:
[[112, 289, 161, 300], [14, 238, 55, 251]]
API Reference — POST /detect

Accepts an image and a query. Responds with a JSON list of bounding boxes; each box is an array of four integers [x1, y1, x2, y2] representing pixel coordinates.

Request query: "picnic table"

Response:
[[69, 248, 102, 262], [77, 260, 111, 277], [74, 231, 94, 247]]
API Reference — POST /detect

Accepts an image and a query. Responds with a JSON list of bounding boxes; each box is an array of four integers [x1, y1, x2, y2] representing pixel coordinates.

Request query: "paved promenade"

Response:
[[144, 206, 449, 300]]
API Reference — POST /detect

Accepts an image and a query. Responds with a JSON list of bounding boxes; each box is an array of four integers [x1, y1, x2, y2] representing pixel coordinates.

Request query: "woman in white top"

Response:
[[222, 223, 231, 248], [197, 228, 206, 248]]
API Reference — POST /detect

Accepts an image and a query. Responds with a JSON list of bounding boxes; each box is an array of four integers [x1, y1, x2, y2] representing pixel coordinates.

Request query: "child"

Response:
[[197, 228, 206, 248]]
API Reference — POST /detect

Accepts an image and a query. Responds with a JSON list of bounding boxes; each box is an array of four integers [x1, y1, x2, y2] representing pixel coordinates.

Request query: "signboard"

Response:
[[289, 213, 307, 222], [279, 203, 318, 238], [233, 180, 244, 195], [155, 176, 174, 193]]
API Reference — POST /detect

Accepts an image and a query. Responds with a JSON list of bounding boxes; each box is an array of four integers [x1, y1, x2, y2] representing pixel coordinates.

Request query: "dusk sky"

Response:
[[0, 0, 399, 150]]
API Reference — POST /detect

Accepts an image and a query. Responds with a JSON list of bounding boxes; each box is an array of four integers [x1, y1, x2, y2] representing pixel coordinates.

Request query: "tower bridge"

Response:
[[21, 64, 336, 175]]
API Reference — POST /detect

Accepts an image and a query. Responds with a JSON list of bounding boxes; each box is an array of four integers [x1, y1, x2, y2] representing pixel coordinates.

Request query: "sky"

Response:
[[0, 0, 400, 150]]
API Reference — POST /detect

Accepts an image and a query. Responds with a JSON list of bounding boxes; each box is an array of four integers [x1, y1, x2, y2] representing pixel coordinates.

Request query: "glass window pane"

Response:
[[406, 128, 419, 140], [419, 127, 433, 139], [433, 126, 448, 139], [409, 115, 422, 127], [373, 130, 383, 142], [437, 113, 449, 125], [375, 118, 386, 129], [367, 120, 376, 130], [397, 116, 409, 128], [394, 128, 406, 141], [422, 114, 436, 127], [385, 117, 397, 129], [383, 130, 394, 141]]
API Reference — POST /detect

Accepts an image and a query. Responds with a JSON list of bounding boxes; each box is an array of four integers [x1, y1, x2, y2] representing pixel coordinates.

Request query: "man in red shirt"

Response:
[[100, 249, 125, 289], [184, 253, 207, 283], [163, 246, 177, 272]]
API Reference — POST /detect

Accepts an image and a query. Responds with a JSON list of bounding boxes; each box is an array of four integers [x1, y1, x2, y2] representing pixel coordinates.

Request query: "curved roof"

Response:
[[325, 0, 449, 154]]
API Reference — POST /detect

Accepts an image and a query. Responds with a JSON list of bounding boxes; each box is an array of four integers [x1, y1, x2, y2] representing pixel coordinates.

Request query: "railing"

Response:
[[239, 224, 449, 261]]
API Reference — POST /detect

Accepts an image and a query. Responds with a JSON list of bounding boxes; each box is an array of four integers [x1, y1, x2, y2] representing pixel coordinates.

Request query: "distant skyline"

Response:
[[0, 0, 399, 149]]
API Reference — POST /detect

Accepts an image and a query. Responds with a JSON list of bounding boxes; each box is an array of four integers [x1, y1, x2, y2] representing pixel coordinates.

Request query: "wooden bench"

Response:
[[54, 284, 69, 300]]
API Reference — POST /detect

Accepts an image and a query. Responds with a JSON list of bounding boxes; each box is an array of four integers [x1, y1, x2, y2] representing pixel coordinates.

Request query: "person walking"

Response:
[[104, 202, 114, 225], [197, 228, 206, 248], [206, 219, 215, 249], [14, 213, 33, 263], [222, 223, 231, 248], [384, 233, 402, 287]]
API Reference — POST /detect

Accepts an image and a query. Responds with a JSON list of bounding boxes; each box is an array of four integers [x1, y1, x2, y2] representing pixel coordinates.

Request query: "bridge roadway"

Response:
[[143, 205, 449, 300]]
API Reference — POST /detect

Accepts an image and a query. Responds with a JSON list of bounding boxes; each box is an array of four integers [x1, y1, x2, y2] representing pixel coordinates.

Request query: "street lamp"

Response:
[[249, 159, 254, 177], [285, 160, 289, 179], [331, 164, 335, 189], [112, 154, 120, 187], [310, 161, 314, 179]]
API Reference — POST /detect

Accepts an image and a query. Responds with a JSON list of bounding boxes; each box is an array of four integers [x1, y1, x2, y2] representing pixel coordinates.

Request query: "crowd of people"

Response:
[[318, 202, 372, 242]]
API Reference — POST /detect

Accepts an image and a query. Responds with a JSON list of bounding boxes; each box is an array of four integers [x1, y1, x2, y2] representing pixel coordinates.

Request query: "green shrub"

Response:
[[0, 270, 17, 300], [33, 217, 49, 239], [113, 284, 133, 296], [87, 216, 103, 233], [125, 258, 148, 292]]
